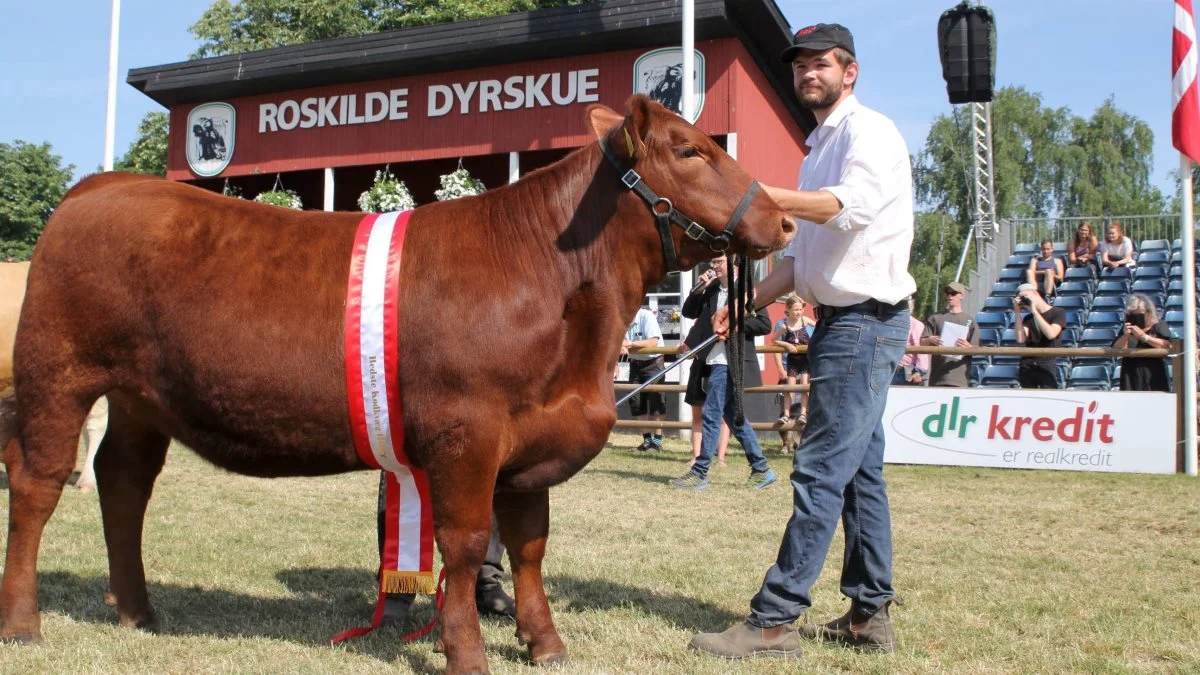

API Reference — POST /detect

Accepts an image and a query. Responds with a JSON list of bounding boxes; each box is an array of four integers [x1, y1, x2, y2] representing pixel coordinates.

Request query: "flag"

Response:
[[1174, 0, 1200, 163]]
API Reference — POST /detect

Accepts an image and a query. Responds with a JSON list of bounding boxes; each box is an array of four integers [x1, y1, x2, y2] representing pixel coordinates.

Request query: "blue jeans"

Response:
[[691, 363, 770, 479], [748, 304, 909, 626]]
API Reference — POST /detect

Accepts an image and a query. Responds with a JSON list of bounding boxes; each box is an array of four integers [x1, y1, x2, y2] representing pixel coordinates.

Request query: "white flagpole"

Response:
[[676, 0, 698, 441], [102, 0, 121, 172], [1183, 154, 1198, 476]]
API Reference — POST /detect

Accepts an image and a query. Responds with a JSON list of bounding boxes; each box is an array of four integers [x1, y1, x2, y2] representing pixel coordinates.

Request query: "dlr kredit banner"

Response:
[[883, 388, 1177, 474]]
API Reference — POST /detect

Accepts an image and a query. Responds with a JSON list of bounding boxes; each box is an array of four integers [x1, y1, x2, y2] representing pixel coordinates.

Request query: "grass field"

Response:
[[1, 432, 1199, 673]]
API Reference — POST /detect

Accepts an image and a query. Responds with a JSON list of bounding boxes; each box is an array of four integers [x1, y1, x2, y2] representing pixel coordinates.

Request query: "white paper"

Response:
[[940, 322, 970, 361]]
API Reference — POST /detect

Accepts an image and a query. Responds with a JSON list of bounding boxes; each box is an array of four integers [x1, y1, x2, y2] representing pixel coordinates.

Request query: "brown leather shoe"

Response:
[[800, 601, 897, 653], [689, 621, 801, 659]]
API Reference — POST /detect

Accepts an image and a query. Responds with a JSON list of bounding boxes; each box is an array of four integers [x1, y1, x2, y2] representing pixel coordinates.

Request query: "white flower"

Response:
[[359, 168, 416, 212], [434, 167, 485, 201], [254, 189, 302, 210]]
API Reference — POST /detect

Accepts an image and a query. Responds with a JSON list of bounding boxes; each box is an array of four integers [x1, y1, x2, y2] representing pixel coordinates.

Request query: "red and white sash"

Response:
[[334, 210, 438, 643]]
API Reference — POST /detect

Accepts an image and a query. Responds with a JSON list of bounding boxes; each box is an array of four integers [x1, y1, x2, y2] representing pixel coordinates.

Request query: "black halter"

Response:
[[598, 136, 762, 273]]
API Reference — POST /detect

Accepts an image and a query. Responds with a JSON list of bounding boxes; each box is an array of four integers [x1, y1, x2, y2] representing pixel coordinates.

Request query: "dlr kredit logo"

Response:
[[922, 397, 1115, 444]]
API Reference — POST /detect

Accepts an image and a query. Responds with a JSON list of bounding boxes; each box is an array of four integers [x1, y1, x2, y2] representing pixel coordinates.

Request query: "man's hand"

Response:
[[712, 306, 730, 340], [955, 338, 972, 348], [621, 339, 631, 356]]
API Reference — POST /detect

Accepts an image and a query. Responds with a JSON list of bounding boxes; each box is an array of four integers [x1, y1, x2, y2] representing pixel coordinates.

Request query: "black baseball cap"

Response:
[[779, 23, 856, 63]]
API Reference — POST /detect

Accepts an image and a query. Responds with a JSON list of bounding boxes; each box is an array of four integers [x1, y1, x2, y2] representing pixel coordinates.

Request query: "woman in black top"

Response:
[[1112, 294, 1173, 392]]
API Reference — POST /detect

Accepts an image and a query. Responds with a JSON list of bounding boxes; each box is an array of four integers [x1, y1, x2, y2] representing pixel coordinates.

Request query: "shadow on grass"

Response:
[[36, 569, 443, 671], [585, 468, 678, 485], [546, 575, 743, 632], [35, 569, 740, 660]]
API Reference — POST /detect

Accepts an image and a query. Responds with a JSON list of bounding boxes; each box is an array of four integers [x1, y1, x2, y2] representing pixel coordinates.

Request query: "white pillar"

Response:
[[323, 168, 335, 212], [102, 0, 121, 172], [509, 152, 520, 184], [682, 0, 695, 123], [1181, 155, 1197, 476]]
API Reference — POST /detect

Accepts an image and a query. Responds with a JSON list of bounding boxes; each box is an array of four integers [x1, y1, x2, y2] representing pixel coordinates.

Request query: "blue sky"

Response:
[[0, 0, 1184, 199]]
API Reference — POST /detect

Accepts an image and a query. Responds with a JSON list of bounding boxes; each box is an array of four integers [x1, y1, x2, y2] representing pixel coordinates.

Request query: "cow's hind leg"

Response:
[[0, 390, 96, 643], [494, 489, 565, 665], [94, 400, 169, 632]]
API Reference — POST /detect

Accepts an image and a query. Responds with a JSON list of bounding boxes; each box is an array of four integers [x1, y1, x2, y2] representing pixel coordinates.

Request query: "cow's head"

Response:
[[587, 95, 794, 270]]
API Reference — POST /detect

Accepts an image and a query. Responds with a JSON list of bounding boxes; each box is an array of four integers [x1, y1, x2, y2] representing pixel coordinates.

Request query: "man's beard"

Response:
[[797, 81, 843, 111]]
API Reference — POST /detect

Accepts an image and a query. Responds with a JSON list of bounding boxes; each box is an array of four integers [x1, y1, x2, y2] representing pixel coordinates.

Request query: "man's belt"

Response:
[[817, 297, 911, 321]]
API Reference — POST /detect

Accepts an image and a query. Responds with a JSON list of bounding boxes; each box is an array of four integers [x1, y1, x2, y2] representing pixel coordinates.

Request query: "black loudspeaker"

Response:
[[938, 2, 996, 104]]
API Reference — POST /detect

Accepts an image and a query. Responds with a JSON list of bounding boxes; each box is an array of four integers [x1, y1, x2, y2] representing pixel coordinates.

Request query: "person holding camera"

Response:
[[1112, 294, 1173, 391], [1013, 283, 1066, 388]]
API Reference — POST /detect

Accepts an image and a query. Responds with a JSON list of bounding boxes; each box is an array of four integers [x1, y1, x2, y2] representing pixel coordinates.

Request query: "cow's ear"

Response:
[[586, 104, 624, 143], [623, 95, 655, 158]]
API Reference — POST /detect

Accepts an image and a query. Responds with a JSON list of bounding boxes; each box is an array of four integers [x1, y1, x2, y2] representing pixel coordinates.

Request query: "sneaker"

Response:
[[689, 620, 801, 659], [799, 601, 897, 653], [748, 469, 777, 490], [634, 438, 653, 452], [648, 438, 664, 453], [380, 593, 413, 627], [669, 472, 709, 491], [797, 411, 807, 425]]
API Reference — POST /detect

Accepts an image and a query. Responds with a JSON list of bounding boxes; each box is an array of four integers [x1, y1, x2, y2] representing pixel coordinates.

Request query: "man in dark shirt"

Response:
[[1013, 283, 1066, 389], [921, 282, 979, 387]]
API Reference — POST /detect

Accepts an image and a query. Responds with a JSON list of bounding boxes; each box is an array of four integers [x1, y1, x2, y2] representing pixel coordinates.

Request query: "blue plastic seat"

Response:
[[1013, 242, 1039, 254], [991, 282, 1020, 297], [1063, 267, 1096, 283], [1063, 311, 1083, 328], [982, 296, 1015, 314], [1056, 281, 1092, 298], [1059, 327, 1079, 347], [997, 268, 1025, 282], [1051, 295, 1088, 311], [977, 327, 1000, 347], [1131, 278, 1166, 296], [1166, 296, 1185, 312], [1094, 279, 1130, 297], [1141, 239, 1170, 252], [1085, 311, 1123, 328], [975, 311, 1009, 330], [1068, 365, 1111, 390], [1134, 265, 1167, 279], [1005, 254, 1033, 269], [1099, 266, 1133, 280], [1000, 328, 1020, 346], [1138, 250, 1170, 267], [1089, 296, 1125, 312], [1079, 327, 1118, 347], [980, 364, 1020, 388]]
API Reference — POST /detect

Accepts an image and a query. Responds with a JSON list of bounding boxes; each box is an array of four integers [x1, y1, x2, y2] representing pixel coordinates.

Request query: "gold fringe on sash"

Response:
[[381, 570, 437, 595]]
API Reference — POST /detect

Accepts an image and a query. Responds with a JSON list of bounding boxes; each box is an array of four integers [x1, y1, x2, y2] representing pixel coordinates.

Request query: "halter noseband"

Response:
[[598, 136, 761, 273]]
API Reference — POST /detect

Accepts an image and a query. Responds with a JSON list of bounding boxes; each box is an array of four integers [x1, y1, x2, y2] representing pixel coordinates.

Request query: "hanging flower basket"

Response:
[[434, 166, 485, 201], [253, 189, 302, 209], [359, 168, 416, 213]]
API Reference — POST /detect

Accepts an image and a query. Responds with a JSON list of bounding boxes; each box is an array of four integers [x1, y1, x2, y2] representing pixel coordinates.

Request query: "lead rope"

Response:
[[727, 255, 754, 426]]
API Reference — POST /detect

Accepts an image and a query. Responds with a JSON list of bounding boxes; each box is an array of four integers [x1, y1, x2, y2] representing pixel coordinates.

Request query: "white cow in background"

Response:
[[0, 262, 107, 490]]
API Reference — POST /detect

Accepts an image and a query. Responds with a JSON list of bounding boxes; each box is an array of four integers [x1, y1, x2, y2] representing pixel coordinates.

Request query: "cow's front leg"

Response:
[[430, 481, 495, 674], [494, 488, 565, 665]]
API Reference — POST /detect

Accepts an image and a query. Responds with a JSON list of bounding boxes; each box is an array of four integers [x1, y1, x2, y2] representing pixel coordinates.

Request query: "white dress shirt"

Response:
[[783, 95, 917, 307], [705, 286, 729, 367]]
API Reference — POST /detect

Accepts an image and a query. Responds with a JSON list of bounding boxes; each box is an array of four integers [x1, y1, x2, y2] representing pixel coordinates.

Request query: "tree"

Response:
[[915, 87, 1164, 225], [115, 112, 169, 177], [189, 0, 588, 58], [0, 141, 74, 260]]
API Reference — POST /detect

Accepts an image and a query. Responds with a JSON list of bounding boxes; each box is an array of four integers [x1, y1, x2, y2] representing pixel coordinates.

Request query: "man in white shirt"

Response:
[[623, 307, 666, 451], [691, 22, 915, 660]]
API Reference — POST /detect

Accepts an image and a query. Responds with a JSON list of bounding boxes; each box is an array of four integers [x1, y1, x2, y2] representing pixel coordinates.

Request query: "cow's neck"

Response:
[[501, 143, 672, 322]]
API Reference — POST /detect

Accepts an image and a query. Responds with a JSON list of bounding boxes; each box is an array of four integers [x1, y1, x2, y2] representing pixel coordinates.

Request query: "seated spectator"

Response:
[[1112, 293, 1173, 392], [1067, 222, 1098, 269], [1099, 222, 1136, 271], [921, 281, 980, 387], [1026, 239, 1064, 296], [894, 297, 929, 385], [1013, 282, 1066, 389], [623, 306, 665, 451], [770, 294, 815, 423]]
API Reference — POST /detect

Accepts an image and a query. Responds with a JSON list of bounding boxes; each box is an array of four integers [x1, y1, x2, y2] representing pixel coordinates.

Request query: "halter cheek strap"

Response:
[[598, 136, 760, 273]]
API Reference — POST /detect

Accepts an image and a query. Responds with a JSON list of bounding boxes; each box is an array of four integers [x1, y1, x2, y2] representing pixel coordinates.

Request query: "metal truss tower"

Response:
[[970, 100, 997, 247]]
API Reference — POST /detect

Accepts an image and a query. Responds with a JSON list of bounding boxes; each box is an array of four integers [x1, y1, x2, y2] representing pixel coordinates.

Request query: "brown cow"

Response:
[[0, 96, 793, 673]]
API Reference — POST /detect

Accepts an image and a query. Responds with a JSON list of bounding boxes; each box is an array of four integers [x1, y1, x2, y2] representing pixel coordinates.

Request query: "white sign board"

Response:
[[883, 388, 1177, 474]]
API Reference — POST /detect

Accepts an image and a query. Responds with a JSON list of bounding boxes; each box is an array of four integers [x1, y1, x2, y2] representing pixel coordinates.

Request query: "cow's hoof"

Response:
[[134, 615, 161, 634], [1, 631, 45, 645], [530, 649, 567, 666]]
